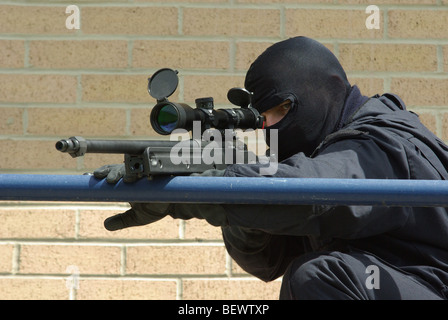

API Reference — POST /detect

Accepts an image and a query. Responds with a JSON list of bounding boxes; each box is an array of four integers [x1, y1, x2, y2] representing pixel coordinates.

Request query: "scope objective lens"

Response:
[[157, 104, 179, 134]]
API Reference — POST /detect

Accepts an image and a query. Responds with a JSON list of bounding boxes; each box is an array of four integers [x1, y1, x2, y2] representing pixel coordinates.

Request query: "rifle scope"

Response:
[[148, 68, 265, 135], [150, 97, 265, 135]]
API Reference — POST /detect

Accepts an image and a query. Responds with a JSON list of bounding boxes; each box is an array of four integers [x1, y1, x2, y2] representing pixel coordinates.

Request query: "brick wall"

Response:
[[0, 0, 447, 300]]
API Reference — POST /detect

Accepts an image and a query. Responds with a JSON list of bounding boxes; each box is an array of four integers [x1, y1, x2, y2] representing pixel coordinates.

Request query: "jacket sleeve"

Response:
[[220, 135, 410, 281], [222, 226, 309, 282]]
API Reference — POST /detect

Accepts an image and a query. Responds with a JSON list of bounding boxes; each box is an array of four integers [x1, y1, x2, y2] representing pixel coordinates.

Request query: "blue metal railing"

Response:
[[1, 174, 448, 206]]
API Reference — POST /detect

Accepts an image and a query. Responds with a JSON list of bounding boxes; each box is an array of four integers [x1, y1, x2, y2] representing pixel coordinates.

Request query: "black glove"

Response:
[[105, 202, 228, 232], [103, 169, 228, 231], [104, 202, 172, 231], [93, 164, 137, 184]]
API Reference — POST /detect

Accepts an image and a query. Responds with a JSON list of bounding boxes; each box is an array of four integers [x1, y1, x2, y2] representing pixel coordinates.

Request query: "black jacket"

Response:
[[221, 94, 448, 297]]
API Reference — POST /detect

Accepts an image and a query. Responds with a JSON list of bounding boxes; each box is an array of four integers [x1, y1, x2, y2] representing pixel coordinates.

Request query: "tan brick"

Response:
[[183, 8, 280, 37], [416, 112, 437, 136], [183, 75, 245, 104], [27, 108, 127, 136], [235, 41, 276, 71], [348, 77, 384, 97], [339, 44, 437, 72], [390, 78, 448, 106], [0, 208, 75, 239], [76, 278, 177, 300], [441, 113, 448, 141], [0, 74, 77, 103], [19, 244, 122, 274], [235, 41, 334, 71], [0, 245, 14, 273], [81, 153, 127, 172], [82, 7, 178, 35], [182, 279, 282, 300], [0, 140, 76, 170], [0, 278, 69, 300], [388, 10, 448, 39], [78, 209, 180, 240], [0, 40, 24, 68], [126, 245, 226, 275], [286, 9, 383, 39], [183, 219, 223, 240], [231, 258, 249, 275], [29, 40, 128, 69], [82, 74, 152, 103], [0, 107, 23, 135], [130, 108, 162, 137], [133, 40, 230, 70], [0, 5, 73, 35]]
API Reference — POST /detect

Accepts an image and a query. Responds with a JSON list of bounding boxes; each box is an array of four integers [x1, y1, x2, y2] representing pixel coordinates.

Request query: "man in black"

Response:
[[95, 36, 448, 299]]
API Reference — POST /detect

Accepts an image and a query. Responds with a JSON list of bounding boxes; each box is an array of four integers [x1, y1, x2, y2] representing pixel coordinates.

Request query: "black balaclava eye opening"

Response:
[[244, 36, 352, 161]]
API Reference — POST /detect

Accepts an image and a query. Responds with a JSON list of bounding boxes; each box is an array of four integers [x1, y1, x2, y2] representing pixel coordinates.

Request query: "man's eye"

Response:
[[282, 104, 291, 110]]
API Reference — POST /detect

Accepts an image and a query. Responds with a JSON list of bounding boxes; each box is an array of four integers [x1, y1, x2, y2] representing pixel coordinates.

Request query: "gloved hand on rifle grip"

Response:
[[93, 164, 137, 184]]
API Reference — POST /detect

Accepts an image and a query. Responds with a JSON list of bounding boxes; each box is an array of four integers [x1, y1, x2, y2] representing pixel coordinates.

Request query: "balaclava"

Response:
[[244, 36, 352, 161]]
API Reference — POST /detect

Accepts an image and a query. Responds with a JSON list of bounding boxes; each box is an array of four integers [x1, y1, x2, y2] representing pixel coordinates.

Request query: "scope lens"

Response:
[[157, 104, 179, 134]]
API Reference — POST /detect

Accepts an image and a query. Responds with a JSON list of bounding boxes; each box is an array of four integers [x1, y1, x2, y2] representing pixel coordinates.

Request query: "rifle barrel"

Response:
[[55, 136, 179, 157]]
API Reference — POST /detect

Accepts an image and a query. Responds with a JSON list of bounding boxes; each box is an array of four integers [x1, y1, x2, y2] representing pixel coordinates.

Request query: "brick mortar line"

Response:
[[0, 68, 248, 75], [1, 2, 446, 9], [229, 38, 236, 73], [0, 35, 284, 41], [408, 106, 448, 112], [0, 103, 154, 109], [437, 45, 445, 73], [0, 240, 225, 245], [23, 39, 30, 68], [435, 110, 444, 139], [279, 6, 286, 39], [347, 72, 448, 78], [384, 77, 391, 92], [0, 69, 448, 84], [176, 278, 183, 300], [11, 244, 20, 275], [0, 70, 447, 77], [0, 203, 131, 209], [2, 36, 448, 44], [2, 274, 242, 279], [0, 274, 265, 281]]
